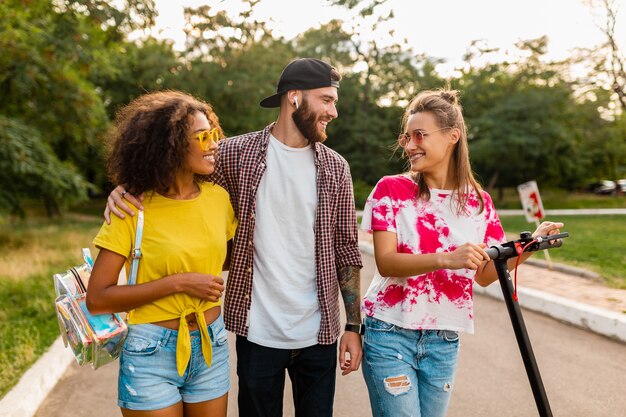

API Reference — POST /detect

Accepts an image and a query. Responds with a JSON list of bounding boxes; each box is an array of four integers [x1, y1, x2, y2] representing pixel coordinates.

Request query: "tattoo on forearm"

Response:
[[338, 265, 361, 324]]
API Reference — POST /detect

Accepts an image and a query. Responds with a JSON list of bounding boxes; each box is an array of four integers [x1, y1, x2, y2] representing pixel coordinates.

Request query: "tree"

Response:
[[297, 1, 446, 184], [456, 37, 608, 195], [581, 0, 626, 179], [93, 37, 181, 118], [176, 1, 296, 135], [0, 0, 161, 214], [585, 0, 626, 110], [0, 116, 90, 216]]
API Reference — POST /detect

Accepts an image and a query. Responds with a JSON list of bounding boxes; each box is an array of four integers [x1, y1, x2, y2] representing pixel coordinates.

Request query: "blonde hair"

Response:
[[401, 89, 484, 214]]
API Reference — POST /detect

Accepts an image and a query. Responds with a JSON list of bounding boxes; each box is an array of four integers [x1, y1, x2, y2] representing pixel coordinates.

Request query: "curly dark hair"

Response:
[[105, 90, 223, 196]]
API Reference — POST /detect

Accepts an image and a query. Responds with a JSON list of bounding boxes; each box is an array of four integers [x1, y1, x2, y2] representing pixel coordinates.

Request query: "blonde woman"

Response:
[[361, 89, 562, 417]]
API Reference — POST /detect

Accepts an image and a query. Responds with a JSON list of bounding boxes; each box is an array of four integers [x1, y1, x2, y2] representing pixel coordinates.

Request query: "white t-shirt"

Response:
[[360, 175, 505, 333], [247, 134, 320, 348]]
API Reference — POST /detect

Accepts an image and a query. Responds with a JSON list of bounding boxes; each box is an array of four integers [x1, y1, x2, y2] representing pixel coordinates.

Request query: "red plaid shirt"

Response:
[[215, 123, 362, 344]]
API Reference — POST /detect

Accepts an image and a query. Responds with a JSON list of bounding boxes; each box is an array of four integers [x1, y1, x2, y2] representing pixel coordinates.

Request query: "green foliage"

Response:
[[94, 38, 181, 118], [0, 272, 60, 398], [328, 84, 407, 184], [454, 36, 621, 191], [183, 1, 276, 60], [0, 0, 160, 215], [0, 1, 110, 145], [1, 0, 624, 218], [0, 116, 91, 216], [286, 7, 447, 183], [353, 179, 375, 210], [173, 2, 295, 135], [595, 111, 626, 179], [469, 85, 583, 188], [293, 19, 354, 68], [172, 47, 293, 136]]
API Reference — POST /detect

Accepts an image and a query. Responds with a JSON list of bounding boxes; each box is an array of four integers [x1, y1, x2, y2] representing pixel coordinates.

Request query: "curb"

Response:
[[0, 337, 75, 417], [473, 283, 626, 343], [0, 267, 131, 417], [359, 242, 626, 343], [523, 258, 601, 281]]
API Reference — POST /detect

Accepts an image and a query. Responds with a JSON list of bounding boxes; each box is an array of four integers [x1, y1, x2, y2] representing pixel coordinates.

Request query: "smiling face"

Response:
[[185, 111, 217, 176], [403, 111, 459, 187], [291, 86, 338, 143]]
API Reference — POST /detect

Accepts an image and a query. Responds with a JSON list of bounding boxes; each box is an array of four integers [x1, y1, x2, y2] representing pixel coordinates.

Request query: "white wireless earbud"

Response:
[[293, 96, 299, 109]]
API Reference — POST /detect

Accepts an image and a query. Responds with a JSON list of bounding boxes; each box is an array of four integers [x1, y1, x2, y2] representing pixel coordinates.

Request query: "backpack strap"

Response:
[[127, 210, 144, 285]]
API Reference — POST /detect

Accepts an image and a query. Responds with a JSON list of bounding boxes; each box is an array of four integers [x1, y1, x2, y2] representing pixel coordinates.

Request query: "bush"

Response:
[[353, 180, 375, 210]]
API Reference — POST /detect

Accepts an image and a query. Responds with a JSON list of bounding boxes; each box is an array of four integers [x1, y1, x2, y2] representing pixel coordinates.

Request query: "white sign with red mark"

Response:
[[517, 181, 545, 223]]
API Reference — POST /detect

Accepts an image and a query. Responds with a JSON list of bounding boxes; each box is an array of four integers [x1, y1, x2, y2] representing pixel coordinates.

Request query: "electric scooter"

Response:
[[485, 231, 570, 417]]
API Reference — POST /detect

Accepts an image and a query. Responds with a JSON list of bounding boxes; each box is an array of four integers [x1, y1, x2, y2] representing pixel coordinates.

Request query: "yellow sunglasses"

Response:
[[193, 128, 220, 150]]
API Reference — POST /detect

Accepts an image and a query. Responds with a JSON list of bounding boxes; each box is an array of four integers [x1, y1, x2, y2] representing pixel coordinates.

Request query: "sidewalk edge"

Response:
[[1, 337, 74, 417], [473, 283, 626, 343], [359, 242, 626, 343], [523, 258, 601, 281]]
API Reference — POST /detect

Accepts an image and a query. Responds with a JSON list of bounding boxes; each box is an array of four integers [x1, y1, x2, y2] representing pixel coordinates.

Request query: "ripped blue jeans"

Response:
[[362, 316, 460, 417]]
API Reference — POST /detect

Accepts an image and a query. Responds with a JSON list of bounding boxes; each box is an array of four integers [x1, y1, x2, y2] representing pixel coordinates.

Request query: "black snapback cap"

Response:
[[259, 58, 339, 108]]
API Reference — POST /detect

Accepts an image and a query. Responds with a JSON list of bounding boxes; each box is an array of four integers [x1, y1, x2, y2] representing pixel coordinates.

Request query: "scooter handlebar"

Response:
[[536, 239, 564, 251], [486, 232, 569, 260], [485, 245, 514, 259]]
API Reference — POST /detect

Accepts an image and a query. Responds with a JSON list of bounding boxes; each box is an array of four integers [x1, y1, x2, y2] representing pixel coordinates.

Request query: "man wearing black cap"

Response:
[[104, 58, 363, 417], [219, 58, 363, 417]]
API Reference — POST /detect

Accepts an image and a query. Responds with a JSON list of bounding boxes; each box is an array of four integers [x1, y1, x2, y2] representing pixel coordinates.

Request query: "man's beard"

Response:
[[292, 98, 327, 143]]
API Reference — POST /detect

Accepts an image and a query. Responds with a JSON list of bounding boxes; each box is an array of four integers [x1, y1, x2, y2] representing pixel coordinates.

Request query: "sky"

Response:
[[148, 0, 625, 75]]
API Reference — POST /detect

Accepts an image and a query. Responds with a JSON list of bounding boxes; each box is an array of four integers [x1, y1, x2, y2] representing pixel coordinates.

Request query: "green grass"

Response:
[[0, 215, 101, 398], [499, 215, 626, 289], [491, 188, 626, 210]]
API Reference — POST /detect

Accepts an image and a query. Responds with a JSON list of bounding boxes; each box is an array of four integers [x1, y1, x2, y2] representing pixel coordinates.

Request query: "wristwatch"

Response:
[[344, 323, 365, 335]]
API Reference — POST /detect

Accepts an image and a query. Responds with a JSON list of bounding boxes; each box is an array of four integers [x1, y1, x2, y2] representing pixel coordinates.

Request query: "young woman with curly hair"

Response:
[[86, 90, 237, 417]]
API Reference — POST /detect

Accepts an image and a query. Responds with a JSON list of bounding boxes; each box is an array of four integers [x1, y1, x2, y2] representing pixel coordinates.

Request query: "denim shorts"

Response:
[[117, 315, 230, 411], [362, 316, 460, 417]]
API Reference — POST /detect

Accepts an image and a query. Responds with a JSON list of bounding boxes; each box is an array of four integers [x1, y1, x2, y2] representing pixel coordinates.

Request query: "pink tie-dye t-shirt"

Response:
[[361, 175, 505, 333]]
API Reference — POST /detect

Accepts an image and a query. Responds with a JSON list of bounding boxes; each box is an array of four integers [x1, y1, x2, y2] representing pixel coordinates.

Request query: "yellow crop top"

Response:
[[93, 182, 237, 375]]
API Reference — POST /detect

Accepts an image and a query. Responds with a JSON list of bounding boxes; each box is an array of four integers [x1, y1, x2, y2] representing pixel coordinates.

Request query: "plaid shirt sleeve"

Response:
[[334, 157, 362, 270], [313, 145, 363, 343]]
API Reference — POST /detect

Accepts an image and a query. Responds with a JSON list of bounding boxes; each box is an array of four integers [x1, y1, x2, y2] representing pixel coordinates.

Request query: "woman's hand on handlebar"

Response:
[[532, 221, 564, 244]]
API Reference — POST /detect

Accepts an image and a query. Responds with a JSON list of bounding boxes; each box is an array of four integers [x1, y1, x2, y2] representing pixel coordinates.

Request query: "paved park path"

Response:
[[34, 250, 626, 417]]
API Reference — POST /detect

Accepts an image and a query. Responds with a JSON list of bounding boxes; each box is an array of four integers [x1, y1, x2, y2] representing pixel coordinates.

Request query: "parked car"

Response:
[[589, 180, 617, 195], [617, 179, 626, 194]]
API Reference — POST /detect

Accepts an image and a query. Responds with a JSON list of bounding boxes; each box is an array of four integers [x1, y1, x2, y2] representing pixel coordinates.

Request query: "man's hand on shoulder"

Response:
[[104, 185, 144, 224]]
